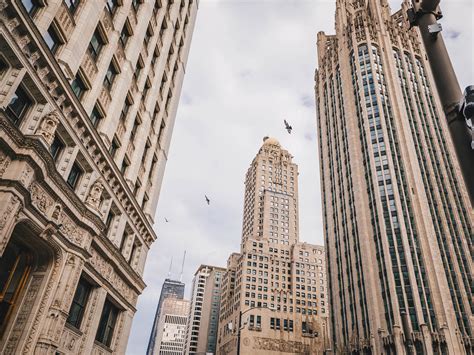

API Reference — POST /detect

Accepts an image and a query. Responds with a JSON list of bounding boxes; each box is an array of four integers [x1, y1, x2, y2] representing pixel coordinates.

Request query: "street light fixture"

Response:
[[235, 305, 275, 355]]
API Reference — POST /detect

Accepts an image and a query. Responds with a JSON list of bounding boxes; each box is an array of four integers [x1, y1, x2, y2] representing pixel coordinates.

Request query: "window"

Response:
[[67, 162, 82, 189], [131, 0, 140, 12], [121, 158, 129, 174], [6, 85, 32, 125], [95, 298, 119, 347], [120, 21, 132, 48], [88, 28, 106, 60], [128, 238, 141, 263], [130, 118, 140, 142], [67, 277, 92, 328], [71, 73, 87, 99], [104, 61, 119, 90], [120, 95, 132, 121], [134, 56, 144, 80], [20, 0, 42, 15], [64, 0, 80, 14], [105, 0, 119, 15], [105, 210, 115, 231], [50, 135, 65, 161], [109, 137, 119, 157], [89, 105, 103, 127], [44, 23, 63, 54]]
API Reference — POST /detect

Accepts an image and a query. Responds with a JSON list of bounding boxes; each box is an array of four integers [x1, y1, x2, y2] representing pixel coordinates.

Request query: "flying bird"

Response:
[[205, 195, 210, 205], [165, 218, 169, 223], [284, 119, 293, 134]]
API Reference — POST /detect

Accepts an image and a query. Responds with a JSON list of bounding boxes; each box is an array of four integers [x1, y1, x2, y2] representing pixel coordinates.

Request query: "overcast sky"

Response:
[[126, 1, 473, 353]]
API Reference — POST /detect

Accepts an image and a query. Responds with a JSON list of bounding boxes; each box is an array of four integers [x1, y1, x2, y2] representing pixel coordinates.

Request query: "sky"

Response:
[[126, 0, 473, 353]]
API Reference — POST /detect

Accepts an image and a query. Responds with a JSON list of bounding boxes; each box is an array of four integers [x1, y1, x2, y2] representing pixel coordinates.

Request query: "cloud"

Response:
[[126, 1, 473, 354]]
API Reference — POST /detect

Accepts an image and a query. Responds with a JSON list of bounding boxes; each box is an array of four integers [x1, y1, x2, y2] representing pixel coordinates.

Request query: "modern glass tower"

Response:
[[315, 0, 473, 354], [146, 279, 186, 355]]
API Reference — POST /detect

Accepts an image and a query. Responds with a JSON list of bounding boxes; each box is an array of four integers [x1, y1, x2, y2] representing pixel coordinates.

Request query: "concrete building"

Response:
[[147, 278, 186, 355], [315, 0, 473, 354], [153, 297, 190, 355], [185, 264, 225, 355], [217, 137, 328, 355], [0, 0, 197, 353]]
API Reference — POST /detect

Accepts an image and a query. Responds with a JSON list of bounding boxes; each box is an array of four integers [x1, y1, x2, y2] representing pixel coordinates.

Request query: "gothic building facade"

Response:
[[315, 0, 472, 353]]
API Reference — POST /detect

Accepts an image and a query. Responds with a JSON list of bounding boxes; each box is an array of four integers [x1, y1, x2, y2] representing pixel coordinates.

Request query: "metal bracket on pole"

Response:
[[407, 6, 443, 29], [461, 86, 474, 150]]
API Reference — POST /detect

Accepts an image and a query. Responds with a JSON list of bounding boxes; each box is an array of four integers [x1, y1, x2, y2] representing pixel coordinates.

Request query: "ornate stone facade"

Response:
[[315, 0, 473, 354], [217, 138, 329, 355], [0, 0, 197, 353]]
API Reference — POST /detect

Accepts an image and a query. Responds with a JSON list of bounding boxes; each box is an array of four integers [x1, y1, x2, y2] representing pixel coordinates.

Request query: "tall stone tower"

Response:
[[217, 137, 329, 355], [0, 0, 197, 353], [315, 0, 473, 354]]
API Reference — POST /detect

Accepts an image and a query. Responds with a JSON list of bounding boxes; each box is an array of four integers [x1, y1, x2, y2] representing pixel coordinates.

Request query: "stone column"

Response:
[[0, 191, 22, 256], [35, 253, 85, 354], [79, 287, 107, 355], [393, 325, 406, 355]]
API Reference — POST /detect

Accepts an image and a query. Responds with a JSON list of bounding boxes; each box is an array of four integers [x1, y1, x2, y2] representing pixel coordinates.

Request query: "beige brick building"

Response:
[[0, 0, 197, 353], [315, 0, 473, 354], [217, 137, 329, 355], [185, 264, 225, 355]]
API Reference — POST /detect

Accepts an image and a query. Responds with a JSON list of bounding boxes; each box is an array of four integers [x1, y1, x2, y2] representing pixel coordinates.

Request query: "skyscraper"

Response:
[[151, 296, 190, 355], [0, 0, 197, 353], [217, 137, 328, 355], [185, 264, 226, 355], [147, 278, 186, 355], [315, 0, 473, 354]]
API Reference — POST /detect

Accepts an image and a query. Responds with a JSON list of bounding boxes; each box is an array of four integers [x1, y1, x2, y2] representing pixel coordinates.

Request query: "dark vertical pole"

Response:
[[411, 0, 474, 205], [236, 311, 242, 355]]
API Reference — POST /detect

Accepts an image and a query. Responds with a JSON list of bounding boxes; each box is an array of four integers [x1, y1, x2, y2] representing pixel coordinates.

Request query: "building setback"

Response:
[[153, 297, 190, 355], [0, 0, 197, 353], [185, 264, 226, 355], [147, 278, 186, 355], [217, 137, 329, 355], [315, 0, 473, 354]]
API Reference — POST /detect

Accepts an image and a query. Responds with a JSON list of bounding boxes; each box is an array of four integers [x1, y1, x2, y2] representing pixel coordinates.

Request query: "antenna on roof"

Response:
[[179, 250, 186, 282], [168, 257, 173, 278]]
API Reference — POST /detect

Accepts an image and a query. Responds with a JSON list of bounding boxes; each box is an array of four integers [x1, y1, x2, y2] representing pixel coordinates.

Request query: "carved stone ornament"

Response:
[[0, 150, 11, 177], [36, 110, 60, 146], [85, 179, 104, 211]]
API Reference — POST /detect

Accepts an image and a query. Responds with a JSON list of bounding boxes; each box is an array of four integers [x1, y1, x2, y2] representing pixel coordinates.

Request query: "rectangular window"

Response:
[[6, 85, 32, 125], [131, 0, 140, 12], [88, 28, 105, 60], [120, 22, 132, 49], [109, 137, 119, 157], [106, 0, 119, 15], [21, 0, 42, 15], [50, 135, 65, 161], [134, 56, 144, 80], [71, 73, 87, 99], [128, 238, 141, 263], [120, 95, 132, 121], [95, 298, 119, 347], [256, 315, 261, 328], [67, 162, 82, 189], [103, 61, 118, 90], [43, 23, 63, 54], [105, 210, 115, 231], [121, 158, 129, 174], [89, 105, 103, 127], [64, 0, 80, 14], [270, 317, 275, 330], [67, 277, 92, 328]]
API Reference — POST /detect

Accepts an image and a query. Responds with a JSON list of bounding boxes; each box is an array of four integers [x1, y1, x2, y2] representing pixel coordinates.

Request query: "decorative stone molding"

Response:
[[36, 110, 60, 146], [85, 179, 104, 212], [253, 337, 309, 352], [0, 150, 11, 177], [0, 193, 22, 255], [88, 248, 135, 302]]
